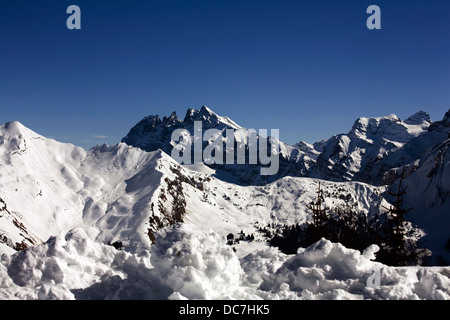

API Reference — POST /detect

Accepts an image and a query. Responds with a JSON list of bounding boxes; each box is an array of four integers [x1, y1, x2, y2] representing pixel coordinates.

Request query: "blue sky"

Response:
[[1, 0, 449, 150]]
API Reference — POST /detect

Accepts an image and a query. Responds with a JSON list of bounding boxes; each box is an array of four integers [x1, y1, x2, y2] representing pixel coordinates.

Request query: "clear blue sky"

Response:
[[1, 0, 449, 150]]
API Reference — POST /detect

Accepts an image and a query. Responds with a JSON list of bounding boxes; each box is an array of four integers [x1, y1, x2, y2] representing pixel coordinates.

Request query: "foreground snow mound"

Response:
[[0, 224, 250, 300], [253, 239, 450, 300], [150, 223, 246, 300], [255, 239, 382, 299], [0, 228, 133, 299], [1, 226, 450, 300]]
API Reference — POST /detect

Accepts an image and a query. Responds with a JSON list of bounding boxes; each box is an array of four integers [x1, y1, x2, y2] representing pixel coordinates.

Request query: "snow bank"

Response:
[[0, 228, 131, 299], [1, 225, 450, 300], [0, 224, 248, 300], [150, 223, 248, 300], [251, 239, 450, 300]]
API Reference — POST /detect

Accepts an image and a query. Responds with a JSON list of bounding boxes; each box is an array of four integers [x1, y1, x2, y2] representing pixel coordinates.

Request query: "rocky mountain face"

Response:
[[122, 106, 241, 154]]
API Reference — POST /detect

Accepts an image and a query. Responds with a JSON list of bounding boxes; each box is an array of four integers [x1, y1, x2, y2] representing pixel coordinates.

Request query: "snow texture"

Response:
[[1, 224, 450, 300]]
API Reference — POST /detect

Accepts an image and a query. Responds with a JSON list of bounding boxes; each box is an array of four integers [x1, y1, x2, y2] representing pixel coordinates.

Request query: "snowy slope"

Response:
[[405, 139, 450, 265], [383, 110, 450, 264], [0, 121, 86, 253], [0, 121, 188, 254]]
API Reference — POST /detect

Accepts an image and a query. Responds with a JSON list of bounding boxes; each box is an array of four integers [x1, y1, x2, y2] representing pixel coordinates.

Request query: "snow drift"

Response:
[[1, 223, 450, 300]]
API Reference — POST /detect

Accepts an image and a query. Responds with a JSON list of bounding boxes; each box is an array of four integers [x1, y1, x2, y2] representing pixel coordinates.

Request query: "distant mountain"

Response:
[[122, 105, 317, 185], [315, 111, 431, 184], [122, 106, 443, 187], [122, 105, 241, 154]]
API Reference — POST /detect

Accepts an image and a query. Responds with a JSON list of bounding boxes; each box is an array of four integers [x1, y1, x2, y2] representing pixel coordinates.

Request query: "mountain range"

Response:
[[0, 106, 449, 299]]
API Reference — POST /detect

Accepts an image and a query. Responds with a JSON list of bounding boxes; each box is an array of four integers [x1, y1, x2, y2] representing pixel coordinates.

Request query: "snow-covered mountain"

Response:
[[383, 109, 450, 265], [122, 106, 443, 188], [315, 111, 432, 184], [0, 120, 197, 254], [1, 107, 450, 300], [311, 109, 450, 263], [122, 105, 317, 185], [122, 106, 241, 154], [0, 119, 385, 256]]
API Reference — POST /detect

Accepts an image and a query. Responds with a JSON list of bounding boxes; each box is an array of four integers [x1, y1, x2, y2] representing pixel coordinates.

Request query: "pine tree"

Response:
[[381, 168, 415, 265], [306, 182, 328, 240]]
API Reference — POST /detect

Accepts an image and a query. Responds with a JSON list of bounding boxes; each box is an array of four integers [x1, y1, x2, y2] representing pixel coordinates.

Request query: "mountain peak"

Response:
[[440, 108, 450, 126], [0, 121, 43, 143], [349, 114, 398, 138], [404, 110, 431, 125], [428, 107, 450, 133], [180, 106, 240, 130], [162, 111, 182, 126], [1, 121, 28, 133], [122, 106, 241, 152], [200, 105, 213, 114], [444, 109, 450, 128], [183, 105, 218, 123], [348, 112, 430, 143]]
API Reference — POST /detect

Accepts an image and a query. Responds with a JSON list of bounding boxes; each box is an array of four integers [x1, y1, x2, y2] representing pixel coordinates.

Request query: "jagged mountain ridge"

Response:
[[316, 111, 432, 184], [122, 106, 436, 186], [122, 105, 317, 185], [122, 106, 241, 155]]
